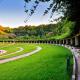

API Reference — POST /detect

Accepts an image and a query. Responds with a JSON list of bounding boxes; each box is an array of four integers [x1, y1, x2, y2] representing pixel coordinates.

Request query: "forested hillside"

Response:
[[0, 19, 75, 40], [0, 25, 16, 39], [12, 18, 74, 40]]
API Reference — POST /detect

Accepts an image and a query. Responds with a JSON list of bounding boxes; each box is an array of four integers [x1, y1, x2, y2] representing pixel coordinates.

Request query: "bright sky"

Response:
[[0, 0, 62, 28]]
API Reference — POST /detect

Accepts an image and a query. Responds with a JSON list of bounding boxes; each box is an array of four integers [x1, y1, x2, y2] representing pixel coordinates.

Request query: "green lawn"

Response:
[[0, 43, 73, 80], [0, 43, 36, 59]]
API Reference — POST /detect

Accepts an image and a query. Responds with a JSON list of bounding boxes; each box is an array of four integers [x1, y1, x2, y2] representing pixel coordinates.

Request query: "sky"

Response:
[[0, 0, 62, 28]]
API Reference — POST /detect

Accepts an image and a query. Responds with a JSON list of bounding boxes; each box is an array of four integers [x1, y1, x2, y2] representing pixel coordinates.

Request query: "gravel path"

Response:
[[0, 46, 42, 64]]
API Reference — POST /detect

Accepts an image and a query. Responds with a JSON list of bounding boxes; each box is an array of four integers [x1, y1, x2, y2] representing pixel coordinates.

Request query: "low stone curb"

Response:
[[55, 44, 78, 80]]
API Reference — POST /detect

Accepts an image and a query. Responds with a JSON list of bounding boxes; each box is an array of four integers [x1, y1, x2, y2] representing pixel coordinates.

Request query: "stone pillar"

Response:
[[63, 40, 65, 44], [59, 40, 61, 44], [66, 39, 68, 45], [55, 40, 57, 44], [36, 41, 37, 44], [3, 40, 4, 44], [50, 41, 52, 44], [57, 40, 59, 44], [70, 38, 73, 45], [13, 40, 15, 44], [56, 40, 57, 44], [75, 36, 79, 46], [53, 41, 55, 44]]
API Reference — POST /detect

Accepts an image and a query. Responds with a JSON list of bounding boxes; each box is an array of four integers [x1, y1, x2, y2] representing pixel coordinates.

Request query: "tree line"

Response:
[[0, 19, 74, 40]]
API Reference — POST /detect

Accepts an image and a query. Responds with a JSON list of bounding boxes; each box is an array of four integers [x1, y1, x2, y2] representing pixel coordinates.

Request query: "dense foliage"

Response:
[[0, 19, 74, 40], [53, 19, 75, 39], [12, 19, 75, 40], [24, 0, 80, 34]]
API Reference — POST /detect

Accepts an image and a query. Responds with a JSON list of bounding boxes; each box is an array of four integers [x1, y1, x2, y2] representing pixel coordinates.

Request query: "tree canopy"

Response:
[[24, 0, 80, 34]]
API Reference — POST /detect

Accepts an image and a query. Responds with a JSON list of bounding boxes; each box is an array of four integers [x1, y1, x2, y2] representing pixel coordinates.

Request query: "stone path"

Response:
[[0, 46, 42, 64], [0, 47, 24, 57]]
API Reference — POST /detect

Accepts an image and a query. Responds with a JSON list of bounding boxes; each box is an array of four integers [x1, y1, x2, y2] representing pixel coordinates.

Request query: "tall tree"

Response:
[[24, 0, 80, 35]]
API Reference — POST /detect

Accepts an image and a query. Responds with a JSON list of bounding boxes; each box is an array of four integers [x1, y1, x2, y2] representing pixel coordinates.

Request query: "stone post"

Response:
[[75, 36, 79, 46], [63, 40, 65, 44], [59, 40, 61, 44], [66, 39, 68, 45], [70, 38, 73, 45], [56, 40, 57, 44]]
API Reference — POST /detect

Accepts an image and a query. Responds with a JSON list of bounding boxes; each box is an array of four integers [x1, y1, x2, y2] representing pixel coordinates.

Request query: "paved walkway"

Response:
[[0, 46, 42, 64]]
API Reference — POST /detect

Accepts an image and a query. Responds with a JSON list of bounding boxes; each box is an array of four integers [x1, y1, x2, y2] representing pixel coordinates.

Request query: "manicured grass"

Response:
[[0, 43, 73, 80], [0, 43, 36, 59]]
